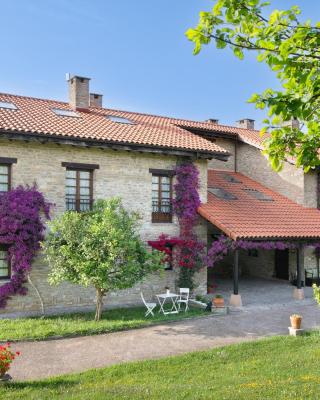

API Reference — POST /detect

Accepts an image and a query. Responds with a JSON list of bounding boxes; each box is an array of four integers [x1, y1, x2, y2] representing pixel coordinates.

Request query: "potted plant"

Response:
[[165, 286, 170, 295], [290, 314, 302, 329], [213, 294, 224, 308], [0, 343, 20, 382], [208, 285, 215, 294]]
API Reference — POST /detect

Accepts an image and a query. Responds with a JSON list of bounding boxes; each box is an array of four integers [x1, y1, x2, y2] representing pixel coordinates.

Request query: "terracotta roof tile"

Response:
[[0, 93, 229, 156], [199, 170, 320, 240]]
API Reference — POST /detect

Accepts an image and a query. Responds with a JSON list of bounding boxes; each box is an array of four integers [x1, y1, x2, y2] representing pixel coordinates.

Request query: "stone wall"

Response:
[[237, 143, 305, 205], [208, 138, 235, 171], [208, 138, 308, 206], [0, 139, 208, 316]]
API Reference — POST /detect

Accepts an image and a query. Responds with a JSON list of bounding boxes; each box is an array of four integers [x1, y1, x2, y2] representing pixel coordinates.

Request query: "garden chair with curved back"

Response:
[[177, 288, 190, 312], [140, 292, 157, 317]]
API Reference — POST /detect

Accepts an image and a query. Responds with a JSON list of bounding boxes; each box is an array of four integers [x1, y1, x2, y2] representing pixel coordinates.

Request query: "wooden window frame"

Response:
[[0, 157, 17, 193], [65, 168, 94, 212], [151, 172, 173, 223], [0, 245, 10, 280]]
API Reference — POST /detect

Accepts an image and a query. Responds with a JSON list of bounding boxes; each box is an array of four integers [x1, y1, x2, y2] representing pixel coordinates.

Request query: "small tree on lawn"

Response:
[[43, 198, 163, 321]]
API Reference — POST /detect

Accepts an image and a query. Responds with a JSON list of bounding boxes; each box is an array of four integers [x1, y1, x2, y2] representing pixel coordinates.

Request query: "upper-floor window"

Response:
[[0, 246, 10, 280], [0, 157, 17, 193], [0, 165, 10, 193], [150, 169, 174, 223], [65, 169, 93, 212], [62, 162, 99, 212]]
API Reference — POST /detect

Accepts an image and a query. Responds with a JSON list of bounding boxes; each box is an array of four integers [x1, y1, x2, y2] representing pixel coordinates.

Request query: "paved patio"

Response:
[[9, 278, 320, 382], [211, 276, 315, 309]]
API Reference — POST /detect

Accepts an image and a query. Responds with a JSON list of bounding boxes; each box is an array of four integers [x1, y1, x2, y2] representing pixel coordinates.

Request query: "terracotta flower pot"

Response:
[[213, 297, 224, 308], [290, 315, 302, 329]]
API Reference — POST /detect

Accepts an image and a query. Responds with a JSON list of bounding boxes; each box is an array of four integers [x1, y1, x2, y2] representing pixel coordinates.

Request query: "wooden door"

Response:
[[275, 249, 289, 280]]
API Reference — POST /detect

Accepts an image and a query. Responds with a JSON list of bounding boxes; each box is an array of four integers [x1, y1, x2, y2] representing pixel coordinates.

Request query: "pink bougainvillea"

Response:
[[0, 186, 50, 308]]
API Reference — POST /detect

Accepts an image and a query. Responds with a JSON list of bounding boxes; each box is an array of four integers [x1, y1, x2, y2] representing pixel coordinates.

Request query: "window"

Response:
[[243, 188, 273, 201], [0, 101, 17, 110], [52, 108, 80, 118], [65, 169, 93, 212], [164, 243, 174, 270], [208, 187, 237, 200], [223, 173, 242, 184], [0, 165, 10, 193], [0, 246, 10, 279], [152, 174, 172, 223], [106, 115, 135, 125], [0, 158, 16, 193]]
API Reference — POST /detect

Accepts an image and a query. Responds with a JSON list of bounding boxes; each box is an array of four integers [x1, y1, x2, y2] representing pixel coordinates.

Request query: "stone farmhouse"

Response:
[[1, 75, 320, 315]]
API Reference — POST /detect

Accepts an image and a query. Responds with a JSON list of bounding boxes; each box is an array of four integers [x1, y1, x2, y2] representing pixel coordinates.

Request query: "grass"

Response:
[[0, 306, 205, 341], [1, 331, 320, 399]]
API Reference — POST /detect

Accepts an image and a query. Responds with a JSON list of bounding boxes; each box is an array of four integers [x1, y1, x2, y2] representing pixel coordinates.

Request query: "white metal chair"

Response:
[[140, 292, 157, 317], [177, 288, 190, 312]]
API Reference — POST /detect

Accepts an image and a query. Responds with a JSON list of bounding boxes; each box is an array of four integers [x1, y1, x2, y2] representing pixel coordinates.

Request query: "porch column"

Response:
[[293, 243, 305, 300], [233, 248, 239, 295], [229, 248, 242, 307]]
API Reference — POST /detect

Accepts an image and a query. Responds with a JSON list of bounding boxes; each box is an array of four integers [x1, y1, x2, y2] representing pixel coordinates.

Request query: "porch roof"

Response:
[[198, 170, 320, 241]]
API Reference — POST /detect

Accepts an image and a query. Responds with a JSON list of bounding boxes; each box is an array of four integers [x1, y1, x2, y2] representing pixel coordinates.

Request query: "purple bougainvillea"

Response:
[[205, 235, 299, 268], [149, 162, 205, 289], [172, 162, 201, 235], [0, 186, 50, 308]]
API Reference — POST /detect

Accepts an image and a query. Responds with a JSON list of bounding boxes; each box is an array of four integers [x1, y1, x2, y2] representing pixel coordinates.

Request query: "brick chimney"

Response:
[[90, 93, 103, 108], [68, 75, 90, 110], [283, 118, 299, 129], [237, 118, 255, 130], [206, 118, 219, 124]]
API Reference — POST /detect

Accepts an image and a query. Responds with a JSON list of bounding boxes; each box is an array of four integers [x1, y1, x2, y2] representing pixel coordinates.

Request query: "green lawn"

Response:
[[1, 332, 320, 399], [0, 306, 205, 341]]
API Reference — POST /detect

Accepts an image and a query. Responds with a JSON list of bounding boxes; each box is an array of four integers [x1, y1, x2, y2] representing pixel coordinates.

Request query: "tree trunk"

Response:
[[95, 287, 104, 321]]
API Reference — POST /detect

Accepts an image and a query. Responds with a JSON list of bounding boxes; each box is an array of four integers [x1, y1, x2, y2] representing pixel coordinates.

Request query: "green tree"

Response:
[[43, 198, 163, 321], [186, 0, 320, 171]]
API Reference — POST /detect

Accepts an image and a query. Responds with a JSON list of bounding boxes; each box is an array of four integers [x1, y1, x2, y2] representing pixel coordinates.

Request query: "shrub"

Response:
[[0, 343, 20, 377]]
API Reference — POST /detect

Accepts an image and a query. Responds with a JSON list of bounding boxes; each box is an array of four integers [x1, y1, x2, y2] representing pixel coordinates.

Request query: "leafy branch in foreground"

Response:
[[186, 0, 320, 171]]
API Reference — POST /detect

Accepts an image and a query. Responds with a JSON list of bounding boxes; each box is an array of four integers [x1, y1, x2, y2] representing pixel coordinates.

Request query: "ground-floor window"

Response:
[[0, 246, 10, 279]]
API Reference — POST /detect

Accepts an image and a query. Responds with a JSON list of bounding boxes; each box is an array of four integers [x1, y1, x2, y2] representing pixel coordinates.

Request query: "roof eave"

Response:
[[0, 129, 230, 160]]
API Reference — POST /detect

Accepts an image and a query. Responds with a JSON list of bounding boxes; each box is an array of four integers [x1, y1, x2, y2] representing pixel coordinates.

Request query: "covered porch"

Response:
[[199, 170, 320, 306]]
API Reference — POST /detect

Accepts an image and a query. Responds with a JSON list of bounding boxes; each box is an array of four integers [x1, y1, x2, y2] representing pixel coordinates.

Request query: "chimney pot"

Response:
[[237, 118, 255, 130], [90, 93, 103, 108], [206, 118, 219, 124], [283, 118, 299, 129], [68, 75, 90, 110]]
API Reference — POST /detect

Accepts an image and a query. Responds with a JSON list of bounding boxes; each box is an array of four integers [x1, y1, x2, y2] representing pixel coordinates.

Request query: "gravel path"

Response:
[[9, 300, 320, 381]]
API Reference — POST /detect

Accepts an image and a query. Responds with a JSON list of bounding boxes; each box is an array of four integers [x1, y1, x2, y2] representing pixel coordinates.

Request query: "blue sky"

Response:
[[0, 0, 318, 127]]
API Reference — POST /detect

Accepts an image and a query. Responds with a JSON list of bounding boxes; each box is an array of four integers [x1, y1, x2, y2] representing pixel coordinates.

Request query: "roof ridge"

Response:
[[0, 91, 69, 105], [0, 92, 260, 133]]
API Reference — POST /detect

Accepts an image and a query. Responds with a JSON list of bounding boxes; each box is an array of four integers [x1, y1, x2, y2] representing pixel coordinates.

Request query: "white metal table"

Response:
[[156, 292, 179, 315]]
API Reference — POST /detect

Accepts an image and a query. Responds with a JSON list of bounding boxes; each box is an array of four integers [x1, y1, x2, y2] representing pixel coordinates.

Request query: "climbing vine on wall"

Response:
[[0, 186, 50, 308], [148, 162, 205, 290], [204, 235, 320, 268]]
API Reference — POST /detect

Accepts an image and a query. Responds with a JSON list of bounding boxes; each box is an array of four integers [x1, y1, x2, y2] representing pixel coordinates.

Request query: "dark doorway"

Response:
[[275, 249, 289, 280]]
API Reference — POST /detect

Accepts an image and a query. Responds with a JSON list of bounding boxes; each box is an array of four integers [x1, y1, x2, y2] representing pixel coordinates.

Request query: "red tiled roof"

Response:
[[199, 170, 320, 240], [0, 93, 229, 156], [175, 119, 265, 149]]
